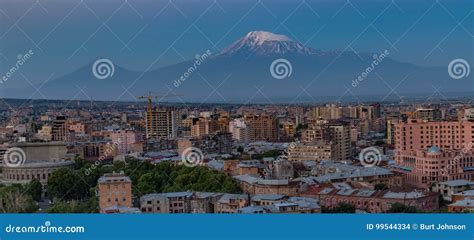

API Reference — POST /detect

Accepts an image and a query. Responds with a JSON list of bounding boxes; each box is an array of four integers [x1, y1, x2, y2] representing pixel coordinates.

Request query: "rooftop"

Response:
[[314, 166, 393, 182], [438, 179, 473, 187], [238, 206, 267, 213], [383, 191, 424, 199], [98, 172, 131, 184], [453, 190, 474, 197], [140, 192, 193, 201], [449, 199, 474, 208], [251, 194, 286, 201], [218, 194, 248, 203]]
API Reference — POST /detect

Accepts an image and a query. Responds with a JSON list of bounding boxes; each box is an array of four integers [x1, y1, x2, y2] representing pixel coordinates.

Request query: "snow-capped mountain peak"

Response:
[[243, 31, 292, 45], [218, 31, 316, 57]]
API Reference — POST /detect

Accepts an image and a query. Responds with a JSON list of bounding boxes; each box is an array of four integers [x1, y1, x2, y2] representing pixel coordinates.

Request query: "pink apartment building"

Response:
[[110, 130, 139, 155], [69, 122, 86, 134], [395, 119, 474, 188]]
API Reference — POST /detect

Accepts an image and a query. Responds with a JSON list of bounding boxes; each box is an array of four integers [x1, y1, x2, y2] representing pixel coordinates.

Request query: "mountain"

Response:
[[218, 31, 316, 57], [1, 31, 466, 103]]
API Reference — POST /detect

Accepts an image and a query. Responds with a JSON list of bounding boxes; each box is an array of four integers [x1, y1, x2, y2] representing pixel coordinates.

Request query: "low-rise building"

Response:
[[448, 199, 474, 213], [432, 180, 474, 201], [301, 183, 438, 213], [190, 192, 223, 213], [312, 161, 403, 188], [451, 189, 474, 202], [251, 194, 286, 206], [237, 196, 321, 213], [215, 194, 249, 213], [447, 189, 474, 212], [288, 141, 333, 162], [233, 175, 301, 196], [140, 192, 193, 213]]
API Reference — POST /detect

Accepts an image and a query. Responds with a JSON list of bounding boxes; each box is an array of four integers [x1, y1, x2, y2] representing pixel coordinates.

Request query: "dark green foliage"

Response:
[[47, 197, 98, 213], [134, 161, 241, 196], [261, 150, 281, 158], [0, 184, 38, 213], [322, 203, 356, 213], [47, 168, 90, 201], [26, 178, 43, 201], [374, 183, 388, 191], [388, 203, 421, 213]]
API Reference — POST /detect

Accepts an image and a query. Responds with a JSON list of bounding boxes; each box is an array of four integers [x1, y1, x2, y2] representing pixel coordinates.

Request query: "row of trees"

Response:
[[43, 157, 241, 212], [0, 179, 42, 213], [135, 162, 241, 195]]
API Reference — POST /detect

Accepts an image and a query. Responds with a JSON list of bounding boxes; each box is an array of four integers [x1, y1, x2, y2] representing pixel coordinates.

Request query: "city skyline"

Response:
[[1, 0, 474, 217]]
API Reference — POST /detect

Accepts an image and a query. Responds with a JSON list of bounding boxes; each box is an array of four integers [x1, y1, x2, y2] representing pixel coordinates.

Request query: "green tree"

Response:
[[261, 150, 280, 158], [323, 203, 356, 213], [0, 185, 38, 213], [374, 183, 388, 191], [26, 178, 43, 201], [374, 140, 385, 146], [137, 173, 158, 195], [388, 203, 419, 213], [47, 168, 89, 201]]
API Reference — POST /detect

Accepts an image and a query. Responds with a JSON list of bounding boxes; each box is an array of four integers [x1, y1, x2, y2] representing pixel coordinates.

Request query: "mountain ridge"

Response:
[[0, 31, 460, 103]]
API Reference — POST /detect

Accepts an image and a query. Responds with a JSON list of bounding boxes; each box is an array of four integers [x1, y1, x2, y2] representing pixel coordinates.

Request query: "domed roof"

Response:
[[427, 146, 441, 154]]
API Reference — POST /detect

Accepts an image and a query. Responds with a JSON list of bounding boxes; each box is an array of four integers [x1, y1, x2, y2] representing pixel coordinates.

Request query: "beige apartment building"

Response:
[[97, 172, 133, 213]]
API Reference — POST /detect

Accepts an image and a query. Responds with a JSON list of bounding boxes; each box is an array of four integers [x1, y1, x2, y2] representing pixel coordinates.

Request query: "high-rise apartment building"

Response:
[[395, 119, 474, 152], [229, 119, 250, 144], [309, 104, 342, 120], [303, 121, 352, 161], [110, 130, 139, 155], [52, 116, 69, 142], [191, 117, 219, 137], [395, 119, 474, 188], [244, 114, 278, 142], [327, 122, 353, 161], [145, 108, 177, 139], [413, 108, 442, 122]]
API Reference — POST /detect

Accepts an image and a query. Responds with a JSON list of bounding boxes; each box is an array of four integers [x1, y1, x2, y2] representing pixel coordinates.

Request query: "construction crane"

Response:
[[138, 91, 183, 114]]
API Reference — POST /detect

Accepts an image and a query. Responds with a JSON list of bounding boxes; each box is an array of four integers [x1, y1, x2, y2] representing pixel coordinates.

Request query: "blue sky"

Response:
[[0, 0, 473, 88]]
